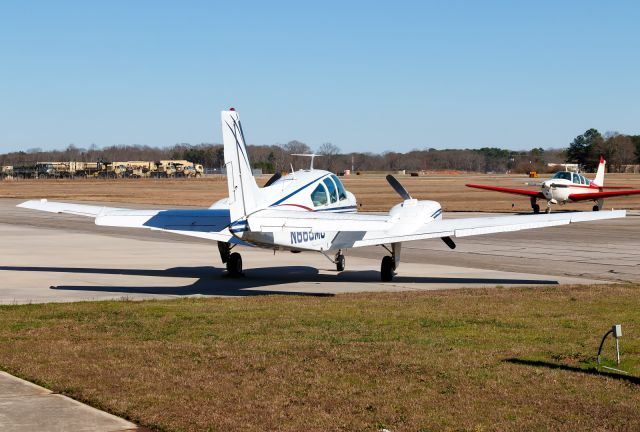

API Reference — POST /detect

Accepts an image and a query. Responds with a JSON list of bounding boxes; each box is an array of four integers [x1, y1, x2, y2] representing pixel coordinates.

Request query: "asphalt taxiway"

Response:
[[1, 199, 638, 304]]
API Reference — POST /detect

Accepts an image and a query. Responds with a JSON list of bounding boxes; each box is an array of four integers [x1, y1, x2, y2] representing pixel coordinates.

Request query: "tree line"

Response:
[[2, 130, 639, 174], [567, 129, 640, 172]]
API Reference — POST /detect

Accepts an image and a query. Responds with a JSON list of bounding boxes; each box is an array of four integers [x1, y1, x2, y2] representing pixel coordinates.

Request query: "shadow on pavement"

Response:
[[0, 265, 560, 298]]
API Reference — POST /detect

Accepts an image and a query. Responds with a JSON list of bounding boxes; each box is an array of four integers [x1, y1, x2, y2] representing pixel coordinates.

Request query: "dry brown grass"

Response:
[[1, 285, 639, 431], [2, 172, 640, 212]]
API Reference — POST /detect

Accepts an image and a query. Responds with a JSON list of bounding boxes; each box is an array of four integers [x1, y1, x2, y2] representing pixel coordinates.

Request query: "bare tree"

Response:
[[317, 142, 340, 172]]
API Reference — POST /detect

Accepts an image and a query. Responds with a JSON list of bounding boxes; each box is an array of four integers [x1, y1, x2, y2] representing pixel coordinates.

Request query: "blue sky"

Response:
[[0, 1, 638, 153]]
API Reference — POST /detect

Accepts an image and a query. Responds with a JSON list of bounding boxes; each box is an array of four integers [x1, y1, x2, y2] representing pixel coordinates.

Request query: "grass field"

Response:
[[2, 172, 640, 212], [1, 284, 639, 431]]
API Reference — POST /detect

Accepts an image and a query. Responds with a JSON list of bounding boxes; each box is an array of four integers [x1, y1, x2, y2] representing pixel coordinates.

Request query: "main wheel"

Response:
[[532, 204, 540, 214], [381, 256, 394, 282], [336, 254, 345, 272], [592, 205, 600, 212], [226, 252, 242, 276]]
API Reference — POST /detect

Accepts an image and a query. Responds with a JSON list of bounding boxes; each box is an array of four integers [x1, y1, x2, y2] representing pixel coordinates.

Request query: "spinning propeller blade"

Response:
[[386, 175, 412, 200]]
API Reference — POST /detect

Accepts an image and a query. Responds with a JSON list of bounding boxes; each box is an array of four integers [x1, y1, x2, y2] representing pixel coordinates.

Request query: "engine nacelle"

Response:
[[389, 199, 442, 225]]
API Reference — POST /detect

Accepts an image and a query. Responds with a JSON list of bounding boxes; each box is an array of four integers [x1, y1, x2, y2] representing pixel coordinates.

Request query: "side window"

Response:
[[323, 178, 338, 203], [310, 184, 328, 207], [572, 174, 581, 184], [331, 175, 347, 200]]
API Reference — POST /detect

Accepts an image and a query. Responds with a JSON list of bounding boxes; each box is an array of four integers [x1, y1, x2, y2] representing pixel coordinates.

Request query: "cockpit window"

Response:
[[552, 171, 572, 181], [310, 183, 328, 207], [323, 178, 338, 203], [572, 173, 581, 184], [331, 175, 347, 200]]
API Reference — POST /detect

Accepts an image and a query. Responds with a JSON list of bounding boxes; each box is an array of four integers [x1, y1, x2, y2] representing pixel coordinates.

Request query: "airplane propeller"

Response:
[[386, 174, 412, 200]]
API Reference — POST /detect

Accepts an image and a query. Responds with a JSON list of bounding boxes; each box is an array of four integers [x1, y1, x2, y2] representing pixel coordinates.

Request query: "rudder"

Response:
[[593, 156, 606, 187], [221, 109, 260, 221]]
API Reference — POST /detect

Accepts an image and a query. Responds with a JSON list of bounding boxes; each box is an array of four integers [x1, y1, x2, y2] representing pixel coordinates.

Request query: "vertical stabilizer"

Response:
[[221, 109, 260, 221], [593, 156, 606, 187]]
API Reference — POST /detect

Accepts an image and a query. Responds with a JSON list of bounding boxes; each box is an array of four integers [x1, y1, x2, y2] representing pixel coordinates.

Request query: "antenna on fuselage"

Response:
[[291, 154, 322, 171]]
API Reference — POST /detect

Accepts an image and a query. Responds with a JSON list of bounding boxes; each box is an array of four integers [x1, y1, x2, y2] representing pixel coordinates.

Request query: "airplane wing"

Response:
[[248, 205, 626, 248], [16, 200, 127, 217], [17, 199, 245, 244], [569, 190, 640, 201], [465, 184, 545, 198], [347, 210, 625, 247]]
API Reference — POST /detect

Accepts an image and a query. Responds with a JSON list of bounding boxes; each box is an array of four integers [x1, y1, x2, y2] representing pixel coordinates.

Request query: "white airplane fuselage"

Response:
[[210, 168, 442, 252], [540, 177, 598, 204]]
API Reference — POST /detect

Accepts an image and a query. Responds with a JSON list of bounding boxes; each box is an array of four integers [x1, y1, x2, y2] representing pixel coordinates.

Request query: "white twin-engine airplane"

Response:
[[18, 109, 627, 281]]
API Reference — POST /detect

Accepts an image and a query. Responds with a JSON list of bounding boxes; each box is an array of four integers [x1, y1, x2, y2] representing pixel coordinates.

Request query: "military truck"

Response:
[[124, 161, 154, 178], [97, 161, 128, 178], [151, 160, 177, 178]]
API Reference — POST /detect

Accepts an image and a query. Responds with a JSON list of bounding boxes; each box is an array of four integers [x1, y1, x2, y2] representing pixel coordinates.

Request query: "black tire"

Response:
[[336, 255, 345, 272], [381, 256, 394, 282], [592, 205, 600, 212], [226, 252, 242, 276], [532, 204, 540, 214]]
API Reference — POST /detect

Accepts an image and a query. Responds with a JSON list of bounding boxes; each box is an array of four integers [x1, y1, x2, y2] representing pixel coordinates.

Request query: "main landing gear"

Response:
[[335, 250, 345, 272], [530, 197, 540, 214], [218, 241, 243, 277], [593, 198, 604, 212], [380, 243, 401, 282]]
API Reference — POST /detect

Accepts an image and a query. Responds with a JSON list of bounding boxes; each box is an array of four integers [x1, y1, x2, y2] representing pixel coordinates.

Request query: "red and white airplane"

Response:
[[466, 157, 640, 213]]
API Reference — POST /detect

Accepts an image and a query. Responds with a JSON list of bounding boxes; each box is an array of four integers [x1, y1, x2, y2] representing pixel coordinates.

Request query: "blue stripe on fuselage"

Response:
[[269, 173, 332, 207]]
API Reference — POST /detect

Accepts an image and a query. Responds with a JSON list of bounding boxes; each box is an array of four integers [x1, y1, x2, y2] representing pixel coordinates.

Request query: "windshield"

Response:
[[323, 178, 338, 203], [331, 175, 348, 200], [552, 171, 572, 181]]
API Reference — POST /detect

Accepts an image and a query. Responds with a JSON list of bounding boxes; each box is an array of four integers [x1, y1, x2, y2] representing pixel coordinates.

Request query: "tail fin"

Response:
[[221, 109, 260, 221], [593, 156, 606, 187]]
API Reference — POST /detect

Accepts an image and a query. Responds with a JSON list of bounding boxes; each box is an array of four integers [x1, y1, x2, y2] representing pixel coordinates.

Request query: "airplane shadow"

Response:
[[0, 265, 559, 298], [504, 358, 640, 385]]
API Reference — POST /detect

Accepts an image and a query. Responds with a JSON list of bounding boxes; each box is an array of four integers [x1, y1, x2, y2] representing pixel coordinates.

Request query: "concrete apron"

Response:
[[0, 371, 139, 432]]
